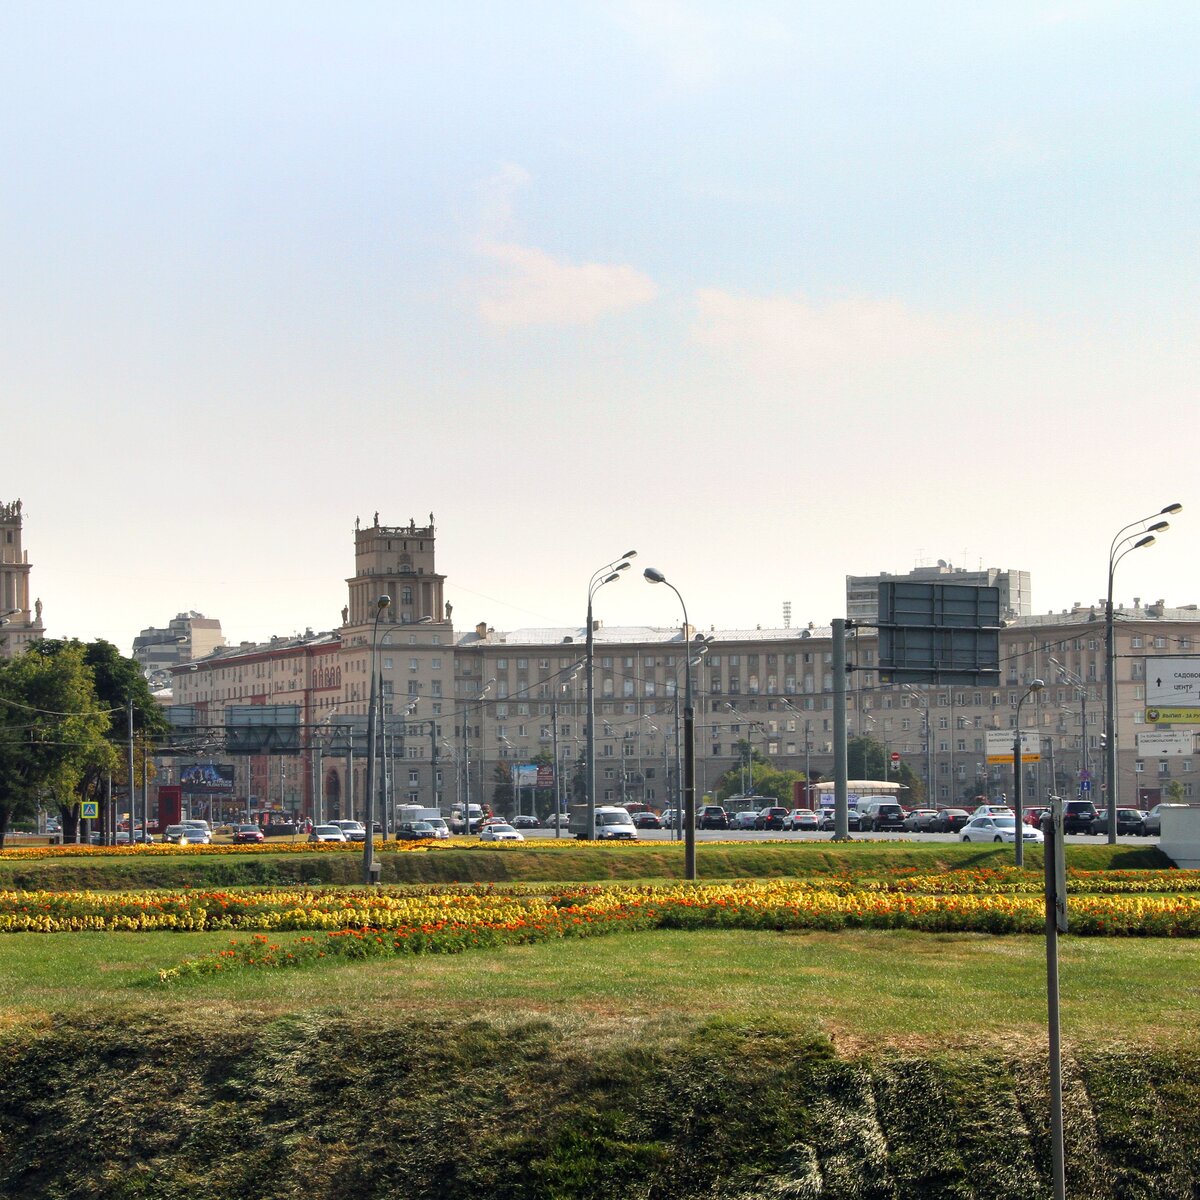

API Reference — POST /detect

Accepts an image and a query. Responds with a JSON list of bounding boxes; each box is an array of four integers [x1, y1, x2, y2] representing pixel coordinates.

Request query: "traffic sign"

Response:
[[889, 752, 900, 763], [1145, 657, 1200, 723], [1136, 730, 1194, 756], [1080, 780, 1092, 793], [80, 801, 99, 819], [985, 730, 1041, 764]]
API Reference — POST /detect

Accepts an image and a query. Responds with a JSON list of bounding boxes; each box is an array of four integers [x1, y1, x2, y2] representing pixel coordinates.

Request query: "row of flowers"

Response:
[[156, 881, 1200, 982], [1, 878, 1196, 939]]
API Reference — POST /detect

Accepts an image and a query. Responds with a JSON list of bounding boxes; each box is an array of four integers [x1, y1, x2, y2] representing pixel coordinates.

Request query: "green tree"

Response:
[[712, 752, 804, 806], [0, 645, 112, 847], [32, 640, 167, 842], [1167, 779, 1185, 803]]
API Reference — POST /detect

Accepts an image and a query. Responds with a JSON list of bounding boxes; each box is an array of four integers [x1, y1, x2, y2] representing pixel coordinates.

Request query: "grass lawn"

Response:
[[2, 926, 1196, 1052]]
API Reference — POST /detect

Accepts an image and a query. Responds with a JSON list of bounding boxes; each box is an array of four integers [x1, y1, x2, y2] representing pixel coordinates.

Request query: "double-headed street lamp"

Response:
[[362, 594, 391, 884], [1013, 679, 1045, 868], [586, 552, 636, 840], [644, 566, 698, 881], [1105, 503, 1181, 844]]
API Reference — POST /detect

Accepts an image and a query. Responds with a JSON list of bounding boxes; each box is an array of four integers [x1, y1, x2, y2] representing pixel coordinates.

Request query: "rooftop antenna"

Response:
[[782, 600, 792, 629]]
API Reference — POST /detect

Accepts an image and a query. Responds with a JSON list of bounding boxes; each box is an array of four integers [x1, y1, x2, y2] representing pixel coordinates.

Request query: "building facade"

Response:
[[846, 563, 1032, 623], [133, 612, 226, 688], [171, 513, 1200, 822], [0, 499, 45, 658]]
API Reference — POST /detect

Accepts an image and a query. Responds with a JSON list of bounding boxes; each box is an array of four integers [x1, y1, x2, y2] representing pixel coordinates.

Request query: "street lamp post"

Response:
[[586, 552, 636, 841], [645, 567, 697, 881], [362, 595, 391, 884], [1105, 504, 1180, 844], [1013, 679, 1045, 868]]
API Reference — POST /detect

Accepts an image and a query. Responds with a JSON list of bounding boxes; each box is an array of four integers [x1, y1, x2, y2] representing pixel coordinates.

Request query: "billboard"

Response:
[[179, 763, 235, 793], [225, 705, 302, 755], [1136, 730, 1194, 757], [985, 730, 1041, 764], [1144, 657, 1200, 724], [877, 582, 1000, 685]]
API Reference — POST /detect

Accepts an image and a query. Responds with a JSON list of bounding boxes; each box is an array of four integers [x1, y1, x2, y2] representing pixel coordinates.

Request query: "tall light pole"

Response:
[[586, 551, 636, 840], [362, 594, 391, 884], [645, 566, 697, 880], [552, 665, 582, 839], [1105, 504, 1180, 845], [1013, 679, 1045, 868]]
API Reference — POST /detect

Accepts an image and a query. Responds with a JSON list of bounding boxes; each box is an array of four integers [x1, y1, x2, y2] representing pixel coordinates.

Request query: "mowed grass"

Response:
[[2, 926, 1196, 1051]]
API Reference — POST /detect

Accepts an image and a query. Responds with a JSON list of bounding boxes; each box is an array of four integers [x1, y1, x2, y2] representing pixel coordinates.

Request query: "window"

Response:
[[408, 770, 419, 785], [497, 658, 507, 669], [1134, 760, 1144, 773]]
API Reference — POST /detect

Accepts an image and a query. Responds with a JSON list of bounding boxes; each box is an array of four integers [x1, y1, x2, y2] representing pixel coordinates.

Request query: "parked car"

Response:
[[861, 800, 906, 832], [396, 820, 438, 840], [930, 808, 970, 833], [970, 804, 1015, 820], [817, 808, 870, 832], [1061, 799, 1098, 835], [479, 822, 524, 843], [961, 815, 1043, 844], [784, 809, 820, 832], [308, 825, 347, 843], [330, 820, 366, 842], [699, 805, 729, 830], [1142, 805, 1169, 836], [231, 824, 264, 844], [903, 809, 939, 833], [1089, 808, 1145, 836], [633, 811, 662, 829], [754, 806, 789, 831], [731, 811, 760, 830], [511, 814, 540, 829]]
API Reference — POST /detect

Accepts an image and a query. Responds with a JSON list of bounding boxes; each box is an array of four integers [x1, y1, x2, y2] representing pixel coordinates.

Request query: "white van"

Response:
[[569, 805, 638, 841]]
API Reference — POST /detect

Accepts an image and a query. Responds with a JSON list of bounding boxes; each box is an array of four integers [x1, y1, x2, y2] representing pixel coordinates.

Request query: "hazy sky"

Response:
[[4, 1, 1197, 651]]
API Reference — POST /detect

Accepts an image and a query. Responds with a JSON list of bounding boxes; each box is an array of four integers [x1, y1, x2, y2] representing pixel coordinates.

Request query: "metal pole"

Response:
[[141, 751, 149, 843], [1105, 563, 1118, 845], [585, 596, 596, 840], [126, 698, 136, 845], [363, 597, 388, 883], [552, 693, 560, 838], [682, 615, 696, 881], [1013, 724, 1024, 869], [1043, 809, 1067, 1200], [832, 618, 849, 839], [347, 730, 354, 823], [104, 770, 112, 847]]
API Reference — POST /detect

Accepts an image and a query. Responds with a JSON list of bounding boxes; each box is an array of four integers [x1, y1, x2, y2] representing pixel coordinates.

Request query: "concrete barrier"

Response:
[[1159, 804, 1200, 869]]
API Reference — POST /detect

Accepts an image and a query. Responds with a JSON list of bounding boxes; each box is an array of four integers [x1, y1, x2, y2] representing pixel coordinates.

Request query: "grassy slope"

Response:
[[0, 844, 1194, 1199], [0, 840, 1172, 891]]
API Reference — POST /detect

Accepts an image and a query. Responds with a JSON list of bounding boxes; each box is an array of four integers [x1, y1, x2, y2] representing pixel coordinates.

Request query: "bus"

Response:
[[811, 780, 907, 816]]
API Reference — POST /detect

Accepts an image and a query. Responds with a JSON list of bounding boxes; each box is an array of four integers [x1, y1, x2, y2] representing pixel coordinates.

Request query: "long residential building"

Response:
[[169, 513, 1200, 821]]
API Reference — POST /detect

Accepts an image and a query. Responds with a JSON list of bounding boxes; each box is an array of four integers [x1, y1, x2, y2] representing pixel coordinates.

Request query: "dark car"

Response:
[[699, 805, 729, 830], [512, 814, 540, 829], [1089, 808, 1145, 836], [396, 820, 437, 840], [754, 806, 789, 831], [931, 808, 970, 833], [817, 808, 870, 832], [867, 802, 906, 832], [633, 811, 662, 829], [1062, 799, 1098, 835], [231, 824, 265, 844]]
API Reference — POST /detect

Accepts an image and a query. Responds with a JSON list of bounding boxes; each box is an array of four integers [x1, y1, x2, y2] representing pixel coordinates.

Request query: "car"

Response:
[[817, 808, 870, 832], [308, 825, 347, 843], [168, 825, 210, 845], [511, 814, 541, 829], [330, 820, 366, 842], [396, 820, 437, 840], [1089, 808, 1145, 836], [1024, 806, 1050, 827], [479, 823, 524, 843], [930, 808, 970, 833], [960, 815, 1044, 844], [754, 806, 789, 831], [970, 804, 1015, 820], [1061, 800, 1098, 835], [263, 822, 300, 838], [731, 811, 760, 830], [660, 809, 680, 829], [861, 801, 906, 832], [423, 817, 451, 839], [903, 809, 939, 833], [231, 824, 264, 844], [1142, 805, 1170, 836], [699, 805, 729, 830], [786, 809, 820, 832], [162, 824, 191, 844], [633, 811, 662, 829]]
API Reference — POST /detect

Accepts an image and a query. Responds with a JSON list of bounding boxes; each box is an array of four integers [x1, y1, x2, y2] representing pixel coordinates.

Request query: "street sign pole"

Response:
[[1042, 798, 1067, 1200]]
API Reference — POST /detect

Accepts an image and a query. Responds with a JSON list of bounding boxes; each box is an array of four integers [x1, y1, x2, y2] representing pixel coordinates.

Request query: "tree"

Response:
[[30, 640, 167, 842], [491, 764, 513, 815], [0, 645, 112, 847], [1167, 780, 1185, 803], [712, 755, 804, 806]]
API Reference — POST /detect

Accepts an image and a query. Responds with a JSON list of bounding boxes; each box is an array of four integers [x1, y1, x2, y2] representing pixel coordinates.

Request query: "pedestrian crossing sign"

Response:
[[80, 801, 99, 819]]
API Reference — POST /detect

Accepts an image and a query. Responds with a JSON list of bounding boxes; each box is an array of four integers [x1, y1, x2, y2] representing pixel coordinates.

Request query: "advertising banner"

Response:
[[180, 763, 235, 793]]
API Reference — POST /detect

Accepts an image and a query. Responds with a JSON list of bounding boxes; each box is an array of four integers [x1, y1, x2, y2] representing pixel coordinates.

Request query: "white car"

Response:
[[330, 820, 366, 842], [969, 805, 1015, 820], [961, 815, 1043, 844], [479, 823, 524, 843], [783, 808, 819, 831], [308, 824, 347, 843], [424, 817, 451, 839]]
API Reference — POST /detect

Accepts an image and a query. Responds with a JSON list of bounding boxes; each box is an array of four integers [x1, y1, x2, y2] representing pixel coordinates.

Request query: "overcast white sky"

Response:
[[3, 1, 1197, 650]]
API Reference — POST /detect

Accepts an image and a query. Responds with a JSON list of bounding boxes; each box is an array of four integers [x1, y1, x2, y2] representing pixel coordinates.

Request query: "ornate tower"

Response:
[[0, 499, 45, 658], [345, 512, 446, 627]]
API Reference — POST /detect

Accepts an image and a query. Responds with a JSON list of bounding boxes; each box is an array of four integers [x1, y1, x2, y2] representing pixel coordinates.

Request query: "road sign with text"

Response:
[[1145, 657, 1200, 723]]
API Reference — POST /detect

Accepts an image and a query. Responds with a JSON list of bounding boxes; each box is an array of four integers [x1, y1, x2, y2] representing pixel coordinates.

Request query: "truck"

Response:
[[449, 804, 484, 834], [568, 804, 638, 841]]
